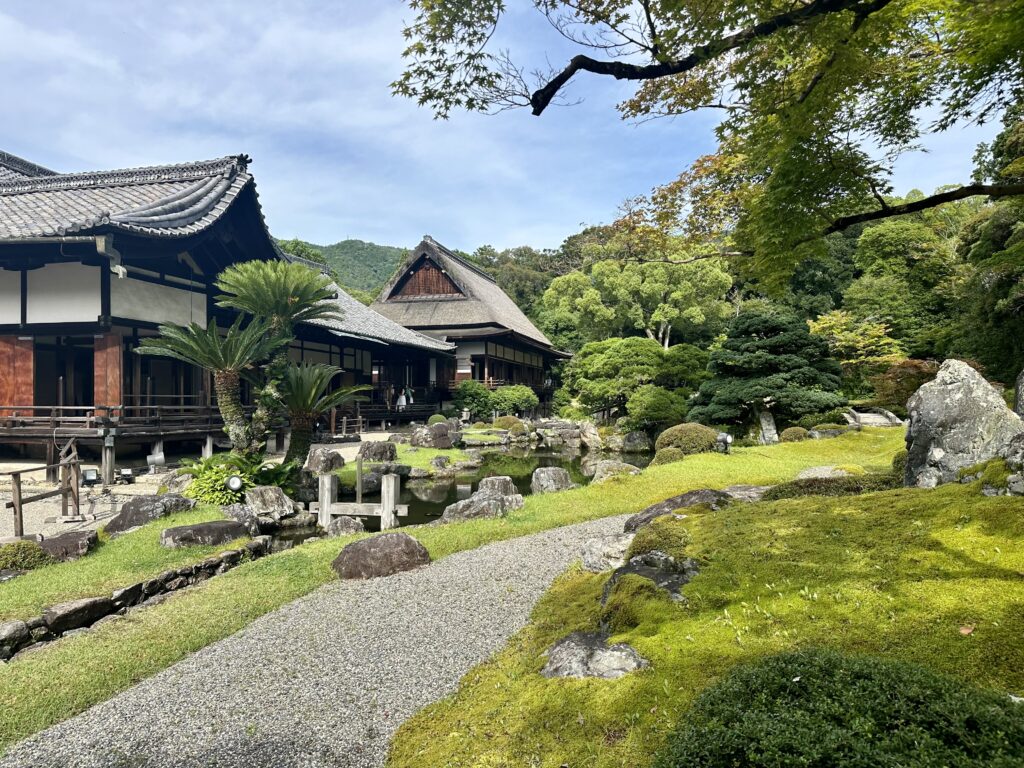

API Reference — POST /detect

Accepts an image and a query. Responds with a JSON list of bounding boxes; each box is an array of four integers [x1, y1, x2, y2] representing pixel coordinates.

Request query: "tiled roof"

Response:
[[0, 151, 57, 182], [372, 236, 554, 349], [0, 154, 253, 238]]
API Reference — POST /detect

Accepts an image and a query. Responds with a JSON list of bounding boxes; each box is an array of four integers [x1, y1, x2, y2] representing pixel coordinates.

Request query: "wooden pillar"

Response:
[[93, 332, 123, 415], [380, 474, 399, 531], [0, 336, 34, 416], [101, 436, 116, 486]]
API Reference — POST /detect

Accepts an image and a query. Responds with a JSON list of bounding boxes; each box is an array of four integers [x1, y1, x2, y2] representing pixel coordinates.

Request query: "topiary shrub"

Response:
[[491, 384, 540, 416], [471, 421, 488, 430], [509, 421, 529, 437], [780, 426, 810, 442], [891, 448, 908, 478], [762, 473, 901, 500], [655, 423, 719, 454], [492, 415, 523, 431], [796, 408, 851, 430], [653, 648, 1024, 768], [454, 380, 494, 420], [651, 447, 686, 466], [427, 414, 447, 426], [0, 540, 55, 571]]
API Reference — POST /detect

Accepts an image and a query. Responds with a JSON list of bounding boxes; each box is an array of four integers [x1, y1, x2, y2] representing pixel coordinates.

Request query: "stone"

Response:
[[531, 466, 574, 494], [111, 582, 145, 610], [245, 535, 273, 557], [304, 446, 345, 474], [541, 632, 649, 680], [360, 472, 382, 494], [409, 467, 430, 479], [379, 463, 413, 477], [624, 489, 731, 532], [1008, 474, 1024, 496], [906, 359, 1024, 487], [592, 460, 641, 483], [43, 597, 113, 634], [579, 421, 602, 452], [38, 529, 97, 561], [325, 516, 365, 536], [0, 620, 30, 660], [581, 533, 635, 573], [619, 431, 654, 453], [357, 441, 398, 462], [430, 455, 451, 471], [796, 466, 852, 480], [1016, 367, 1024, 419], [441, 493, 521, 523], [410, 423, 455, 450], [0, 569, 25, 583], [478, 475, 518, 496], [105, 494, 196, 536], [244, 486, 296, 522], [757, 409, 780, 444], [603, 551, 701, 603], [332, 532, 430, 580], [721, 484, 773, 503], [221, 503, 261, 535], [160, 520, 249, 549]]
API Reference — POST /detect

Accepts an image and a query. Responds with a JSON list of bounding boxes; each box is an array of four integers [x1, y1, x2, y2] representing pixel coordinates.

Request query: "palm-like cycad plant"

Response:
[[281, 363, 369, 465], [215, 260, 340, 337], [137, 317, 287, 455]]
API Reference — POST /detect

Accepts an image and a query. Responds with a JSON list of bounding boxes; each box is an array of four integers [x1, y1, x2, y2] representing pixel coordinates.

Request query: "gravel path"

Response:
[[1, 514, 628, 768]]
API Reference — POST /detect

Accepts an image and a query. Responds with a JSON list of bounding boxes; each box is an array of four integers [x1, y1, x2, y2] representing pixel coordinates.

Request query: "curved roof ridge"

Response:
[[0, 151, 57, 180]]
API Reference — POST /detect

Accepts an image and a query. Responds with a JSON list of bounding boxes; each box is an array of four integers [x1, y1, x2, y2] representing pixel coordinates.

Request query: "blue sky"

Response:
[[0, 1, 999, 252]]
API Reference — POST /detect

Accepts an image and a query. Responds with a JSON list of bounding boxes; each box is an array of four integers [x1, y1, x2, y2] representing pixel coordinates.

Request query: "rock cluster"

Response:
[[541, 631, 649, 679], [441, 475, 525, 523], [604, 431, 654, 454], [0, 536, 273, 661], [332, 532, 430, 580], [105, 494, 196, 536], [530, 466, 575, 494], [410, 422, 459, 450], [357, 441, 398, 463], [534, 419, 583, 451], [905, 360, 1024, 487], [592, 460, 641, 483]]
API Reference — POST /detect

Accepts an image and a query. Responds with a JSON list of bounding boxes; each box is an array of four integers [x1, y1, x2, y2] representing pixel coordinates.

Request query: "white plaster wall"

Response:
[[0, 270, 20, 324], [111, 277, 207, 328], [26, 263, 101, 324]]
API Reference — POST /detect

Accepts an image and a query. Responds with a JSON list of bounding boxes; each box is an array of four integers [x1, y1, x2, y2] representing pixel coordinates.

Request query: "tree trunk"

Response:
[[284, 412, 314, 466], [754, 403, 779, 445], [1016, 367, 1024, 418], [213, 370, 252, 454]]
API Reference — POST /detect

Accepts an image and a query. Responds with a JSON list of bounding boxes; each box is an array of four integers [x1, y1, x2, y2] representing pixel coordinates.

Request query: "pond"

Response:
[[349, 448, 652, 532]]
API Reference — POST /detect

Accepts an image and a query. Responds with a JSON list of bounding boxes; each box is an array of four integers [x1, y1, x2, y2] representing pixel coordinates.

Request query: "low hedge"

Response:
[[780, 426, 810, 442], [655, 423, 719, 454], [651, 447, 686, 466], [0, 540, 54, 571], [762, 473, 901, 500], [493, 415, 524, 431], [813, 422, 850, 432], [654, 648, 1024, 768]]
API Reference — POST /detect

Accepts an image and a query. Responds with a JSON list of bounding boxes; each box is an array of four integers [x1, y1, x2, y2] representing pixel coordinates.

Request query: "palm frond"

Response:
[[281, 362, 370, 416], [136, 317, 287, 373], [215, 261, 342, 331]]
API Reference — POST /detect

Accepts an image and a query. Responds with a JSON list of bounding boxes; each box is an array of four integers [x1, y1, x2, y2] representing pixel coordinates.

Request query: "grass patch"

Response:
[[0, 429, 903, 752], [0, 506, 246, 622], [389, 481, 1024, 768]]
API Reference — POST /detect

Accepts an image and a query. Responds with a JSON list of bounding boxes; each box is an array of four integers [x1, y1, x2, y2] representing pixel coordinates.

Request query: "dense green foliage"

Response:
[[650, 447, 686, 466], [654, 648, 1024, 768], [762, 473, 901, 500], [427, 414, 447, 426], [690, 306, 845, 429], [779, 426, 810, 442], [0, 540, 54, 571], [655, 423, 719, 454], [624, 385, 690, 432], [492, 415, 523, 431], [490, 384, 540, 415], [179, 453, 298, 505], [453, 380, 493, 420]]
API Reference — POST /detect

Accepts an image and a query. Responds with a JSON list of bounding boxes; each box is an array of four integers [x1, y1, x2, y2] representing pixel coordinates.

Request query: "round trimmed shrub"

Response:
[[655, 423, 719, 454], [509, 421, 529, 437], [471, 421, 488, 430], [492, 415, 524, 431], [0, 540, 54, 571], [651, 447, 686, 466], [780, 426, 810, 442], [654, 648, 1024, 768], [427, 414, 447, 426], [892, 448, 908, 478]]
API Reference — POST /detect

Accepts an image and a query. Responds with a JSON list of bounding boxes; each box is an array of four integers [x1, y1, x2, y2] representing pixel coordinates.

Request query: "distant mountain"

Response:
[[315, 239, 407, 296]]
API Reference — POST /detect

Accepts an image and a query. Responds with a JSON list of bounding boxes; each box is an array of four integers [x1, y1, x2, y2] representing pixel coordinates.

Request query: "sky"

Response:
[[0, 1, 1001, 253]]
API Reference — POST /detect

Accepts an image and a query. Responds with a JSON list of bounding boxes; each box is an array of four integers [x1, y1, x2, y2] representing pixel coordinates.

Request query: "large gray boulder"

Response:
[[245, 486, 296, 522], [220, 503, 261, 536], [441, 492, 523, 523], [105, 494, 196, 536], [332, 532, 430, 579], [325, 516, 365, 537], [357, 441, 398, 463], [541, 632, 648, 679], [304, 446, 345, 474], [620, 431, 654, 453], [906, 360, 1024, 487], [478, 475, 518, 496], [410, 423, 455, 450], [581, 532, 635, 573], [38, 530, 97, 561], [43, 597, 113, 634], [0, 620, 30, 660], [160, 520, 249, 549], [531, 466, 574, 494], [624, 489, 732, 533], [579, 421, 603, 452], [592, 460, 641, 483]]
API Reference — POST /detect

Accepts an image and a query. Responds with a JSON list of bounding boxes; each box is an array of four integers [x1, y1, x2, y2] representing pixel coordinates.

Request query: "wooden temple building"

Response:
[[372, 236, 568, 400], [0, 151, 453, 473]]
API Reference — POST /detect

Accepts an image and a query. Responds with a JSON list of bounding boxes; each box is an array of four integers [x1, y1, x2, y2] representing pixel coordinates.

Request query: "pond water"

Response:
[[351, 448, 652, 532]]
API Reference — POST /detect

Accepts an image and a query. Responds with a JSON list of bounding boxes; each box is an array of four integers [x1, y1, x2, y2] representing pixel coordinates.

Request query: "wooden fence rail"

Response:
[[2, 441, 81, 539]]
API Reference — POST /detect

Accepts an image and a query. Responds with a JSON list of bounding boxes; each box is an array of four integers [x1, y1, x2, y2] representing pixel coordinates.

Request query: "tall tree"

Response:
[[280, 364, 369, 465]]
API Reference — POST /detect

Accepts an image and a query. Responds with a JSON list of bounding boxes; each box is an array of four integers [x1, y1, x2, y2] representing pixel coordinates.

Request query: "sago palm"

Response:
[[137, 317, 287, 455], [281, 362, 369, 465]]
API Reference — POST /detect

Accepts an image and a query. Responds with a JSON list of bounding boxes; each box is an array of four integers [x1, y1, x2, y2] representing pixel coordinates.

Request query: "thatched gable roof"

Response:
[[372, 236, 554, 350]]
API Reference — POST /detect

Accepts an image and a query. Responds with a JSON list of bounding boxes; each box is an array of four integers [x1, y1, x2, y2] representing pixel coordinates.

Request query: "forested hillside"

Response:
[[277, 238, 406, 296]]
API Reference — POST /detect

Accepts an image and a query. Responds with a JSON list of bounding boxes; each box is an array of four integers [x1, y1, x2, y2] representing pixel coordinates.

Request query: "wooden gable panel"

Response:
[[392, 260, 462, 298]]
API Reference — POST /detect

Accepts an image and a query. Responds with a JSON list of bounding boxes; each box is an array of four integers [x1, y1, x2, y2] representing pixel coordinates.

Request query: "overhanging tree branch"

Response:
[[530, 0, 896, 115]]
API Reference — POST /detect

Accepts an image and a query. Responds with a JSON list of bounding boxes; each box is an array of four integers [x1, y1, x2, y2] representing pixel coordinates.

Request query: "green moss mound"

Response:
[[651, 447, 686, 466], [628, 515, 694, 561], [600, 574, 677, 634], [762, 473, 901, 500], [892, 448, 909, 478], [796, 408, 851, 430], [493, 415, 524, 431], [427, 414, 447, 426], [0, 540, 54, 571], [653, 648, 1024, 768], [813, 422, 851, 432], [655, 423, 719, 454], [960, 458, 1014, 489], [780, 426, 810, 442]]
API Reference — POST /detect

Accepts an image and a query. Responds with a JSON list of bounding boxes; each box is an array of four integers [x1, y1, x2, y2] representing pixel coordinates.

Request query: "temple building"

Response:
[[0, 151, 452, 469], [372, 236, 568, 400]]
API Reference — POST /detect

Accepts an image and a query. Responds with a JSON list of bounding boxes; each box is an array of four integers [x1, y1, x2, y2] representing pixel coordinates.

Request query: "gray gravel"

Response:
[[0, 514, 628, 768]]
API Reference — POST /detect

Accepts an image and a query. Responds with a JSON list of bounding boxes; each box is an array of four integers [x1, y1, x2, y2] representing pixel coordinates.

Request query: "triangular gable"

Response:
[[386, 251, 465, 300]]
